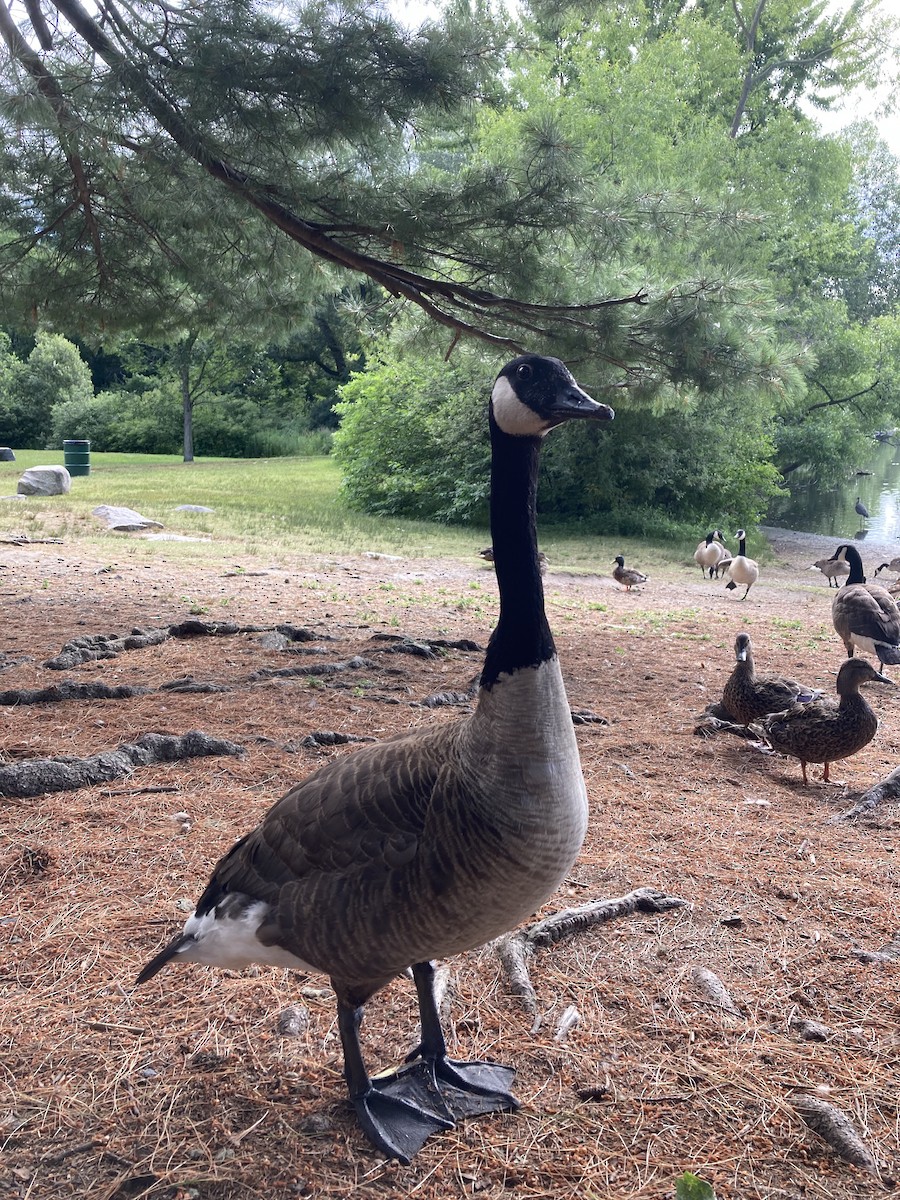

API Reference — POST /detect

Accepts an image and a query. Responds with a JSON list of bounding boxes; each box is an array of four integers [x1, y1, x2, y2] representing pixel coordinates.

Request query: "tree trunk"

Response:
[[179, 331, 198, 463]]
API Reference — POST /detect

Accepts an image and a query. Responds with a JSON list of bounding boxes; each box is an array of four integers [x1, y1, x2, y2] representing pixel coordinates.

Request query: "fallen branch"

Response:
[[496, 887, 687, 1013], [0, 731, 243, 799], [851, 932, 900, 965], [828, 766, 900, 823], [693, 706, 758, 739]]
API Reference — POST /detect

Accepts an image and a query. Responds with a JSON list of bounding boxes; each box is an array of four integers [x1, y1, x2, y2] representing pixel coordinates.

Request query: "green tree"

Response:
[[7, 331, 93, 447], [0, 0, 813, 396]]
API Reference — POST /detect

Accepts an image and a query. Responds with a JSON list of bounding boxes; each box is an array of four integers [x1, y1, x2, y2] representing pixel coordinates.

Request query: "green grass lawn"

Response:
[[0, 449, 711, 569]]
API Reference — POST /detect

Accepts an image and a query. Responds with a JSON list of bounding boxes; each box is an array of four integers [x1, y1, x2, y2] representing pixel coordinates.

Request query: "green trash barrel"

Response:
[[63, 439, 91, 477]]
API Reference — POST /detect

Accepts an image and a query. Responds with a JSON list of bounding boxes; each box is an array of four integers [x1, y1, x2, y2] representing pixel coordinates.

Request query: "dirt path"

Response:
[[1, 537, 898, 1200]]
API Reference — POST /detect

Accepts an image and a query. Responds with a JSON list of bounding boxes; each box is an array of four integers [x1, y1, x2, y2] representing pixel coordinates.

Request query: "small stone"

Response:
[[276, 1005, 309, 1037]]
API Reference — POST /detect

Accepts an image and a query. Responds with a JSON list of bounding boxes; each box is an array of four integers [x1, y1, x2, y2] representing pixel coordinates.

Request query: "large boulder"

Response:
[[0, 447, 15, 461], [17, 465, 71, 496]]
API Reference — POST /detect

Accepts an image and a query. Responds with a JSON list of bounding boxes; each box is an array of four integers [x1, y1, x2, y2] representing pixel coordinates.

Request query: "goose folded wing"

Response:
[[838, 588, 900, 643], [194, 733, 445, 910]]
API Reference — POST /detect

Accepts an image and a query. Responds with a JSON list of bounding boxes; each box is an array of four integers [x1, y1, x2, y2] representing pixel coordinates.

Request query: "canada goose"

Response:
[[135, 355, 614, 1163], [613, 555, 648, 591], [811, 557, 851, 587], [713, 549, 733, 579], [752, 657, 892, 783], [855, 497, 870, 523], [723, 530, 759, 599], [873, 557, 900, 578], [829, 544, 900, 668], [722, 632, 819, 727], [694, 531, 727, 578]]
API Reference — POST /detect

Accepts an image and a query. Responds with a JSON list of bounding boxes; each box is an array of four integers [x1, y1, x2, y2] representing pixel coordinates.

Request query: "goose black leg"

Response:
[[405, 960, 520, 1119], [337, 998, 453, 1163]]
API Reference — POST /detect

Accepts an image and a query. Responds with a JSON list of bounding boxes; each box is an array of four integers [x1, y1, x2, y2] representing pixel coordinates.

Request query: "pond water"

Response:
[[765, 439, 900, 542]]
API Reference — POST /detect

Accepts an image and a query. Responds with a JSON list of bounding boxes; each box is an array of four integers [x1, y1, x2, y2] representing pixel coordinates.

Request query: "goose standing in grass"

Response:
[[723, 530, 759, 599], [829, 543, 900, 669], [135, 355, 613, 1163], [613, 554, 648, 591], [752, 657, 892, 783], [811, 557, 851, 588], [694, 530, 727, 577], [722, 632, 820, 727]]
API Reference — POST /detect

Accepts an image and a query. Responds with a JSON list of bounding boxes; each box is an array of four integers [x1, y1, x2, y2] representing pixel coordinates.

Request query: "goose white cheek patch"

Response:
[[490, 375, 551, 436]]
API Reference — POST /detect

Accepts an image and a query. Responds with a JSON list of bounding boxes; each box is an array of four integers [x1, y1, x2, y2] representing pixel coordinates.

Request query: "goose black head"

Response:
[[490, 355, 614, 437]]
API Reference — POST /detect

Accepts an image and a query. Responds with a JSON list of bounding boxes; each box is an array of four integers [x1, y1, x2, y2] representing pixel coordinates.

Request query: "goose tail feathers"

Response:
[[874, 643, 900, 665]]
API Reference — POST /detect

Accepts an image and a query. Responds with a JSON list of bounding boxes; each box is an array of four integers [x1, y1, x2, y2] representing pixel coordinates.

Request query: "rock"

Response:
[[175, 504, 214, 513], [92, 505, 164, 531], [276, 1005, 309, 1037], [17, 466, 71, 496], [0, 447, 15, 461]]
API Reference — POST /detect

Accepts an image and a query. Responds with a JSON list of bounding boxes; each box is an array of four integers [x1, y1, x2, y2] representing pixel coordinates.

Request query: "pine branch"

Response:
[[43, 0, 646, 357]]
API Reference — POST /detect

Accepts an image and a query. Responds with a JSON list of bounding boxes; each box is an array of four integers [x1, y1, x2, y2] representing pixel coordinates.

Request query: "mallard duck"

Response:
[[812, 557, 851, 587], [723, 529, 759, 599], [135, 355, 614, 1163], [752, 657, 892, 783], [613, 555, 648, 591], [829, 544, 900, 668], [480, 545, 547, 573], [722, 632, 819, 726], [694, 530, 727, 577]]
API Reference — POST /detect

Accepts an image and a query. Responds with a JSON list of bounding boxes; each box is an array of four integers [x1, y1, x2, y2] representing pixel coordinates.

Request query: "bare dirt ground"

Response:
[[1, 532, 899, 1200]]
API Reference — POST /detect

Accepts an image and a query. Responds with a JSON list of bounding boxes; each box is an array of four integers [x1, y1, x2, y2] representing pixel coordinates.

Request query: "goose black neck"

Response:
[[844, 546, 866, 584], [738, 535, 747, 556], [481, 418, 553, 690]]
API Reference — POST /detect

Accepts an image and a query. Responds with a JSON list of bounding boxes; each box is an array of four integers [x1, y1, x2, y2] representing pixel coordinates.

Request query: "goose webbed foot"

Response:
[[416, 1052, 518, 1119], [353, 1065, 454, 1163]]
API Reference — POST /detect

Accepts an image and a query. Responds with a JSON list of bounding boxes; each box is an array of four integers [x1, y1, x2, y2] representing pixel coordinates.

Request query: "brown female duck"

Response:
[[752, 657, 892, 783], [722, 632, 819, 726]]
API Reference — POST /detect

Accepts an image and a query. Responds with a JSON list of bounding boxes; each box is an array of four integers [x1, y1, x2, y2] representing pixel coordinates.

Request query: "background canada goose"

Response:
[[723, 530, 759, 599], [135, 354, 614, 1163], [613, 555, 648, 591], [694, 530, 727, 577], [811, 556, 851, 587], [873, 557, 900, 578], [713, 549, 733, 579], [752, 657, 892, 783], [829, 543, 900, 668], [722, 632, 819, 727]]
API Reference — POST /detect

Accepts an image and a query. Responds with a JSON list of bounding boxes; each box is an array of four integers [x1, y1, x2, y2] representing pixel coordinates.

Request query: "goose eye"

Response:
[[516, 364, 533, 381]]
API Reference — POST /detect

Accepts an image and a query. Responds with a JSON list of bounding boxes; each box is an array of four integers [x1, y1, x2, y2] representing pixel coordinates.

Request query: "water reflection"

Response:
[[766, 441, 900, 541]]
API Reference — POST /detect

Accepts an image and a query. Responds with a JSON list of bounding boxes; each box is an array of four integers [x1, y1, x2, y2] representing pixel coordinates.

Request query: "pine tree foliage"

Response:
[[0, 0, 817, 395]]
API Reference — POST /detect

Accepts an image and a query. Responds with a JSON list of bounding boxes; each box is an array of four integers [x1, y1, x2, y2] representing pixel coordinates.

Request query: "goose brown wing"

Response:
[[834, 585, 900, 643], [194, 727, 453, 917]]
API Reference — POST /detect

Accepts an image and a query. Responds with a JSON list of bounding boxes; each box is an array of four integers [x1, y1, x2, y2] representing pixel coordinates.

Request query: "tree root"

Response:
[[828, 765, 900, 822], [0, 731, 243, 799], [495, 886, 687, 1014]]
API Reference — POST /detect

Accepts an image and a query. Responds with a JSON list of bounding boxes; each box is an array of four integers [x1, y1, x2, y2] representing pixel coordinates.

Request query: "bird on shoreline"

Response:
[[613, 555, 648, 591], [752, 657, 892, 783], [829, 543, 900, 669], [135, 355, 614, 1163]]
